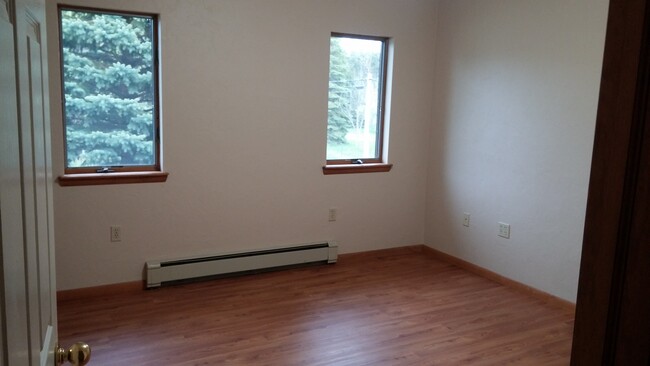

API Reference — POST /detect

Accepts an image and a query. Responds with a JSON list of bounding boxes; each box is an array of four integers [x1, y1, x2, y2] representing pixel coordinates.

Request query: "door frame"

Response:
[[571, 0, 650, 364]]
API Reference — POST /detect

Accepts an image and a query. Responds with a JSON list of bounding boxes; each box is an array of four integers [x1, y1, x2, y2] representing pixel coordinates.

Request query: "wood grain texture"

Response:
[[57, 171, 169, 186], [570, 0, 650, 364], [58, 247, 574, 365], [322, 163, 393, 175], [57, 281, 144, 302], [420, 246, 576, 313]]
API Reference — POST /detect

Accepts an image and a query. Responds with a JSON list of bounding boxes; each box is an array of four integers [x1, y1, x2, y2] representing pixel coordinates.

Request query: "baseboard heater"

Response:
[[145, 241, 337, 288]]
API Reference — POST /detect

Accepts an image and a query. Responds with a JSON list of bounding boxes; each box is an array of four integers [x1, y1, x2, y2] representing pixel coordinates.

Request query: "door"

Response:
[[0, 0, 61, 364], [571, 0, 650, 364]]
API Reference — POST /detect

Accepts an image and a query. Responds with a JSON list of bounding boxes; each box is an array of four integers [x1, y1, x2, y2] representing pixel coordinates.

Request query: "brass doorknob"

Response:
[[56, 342, 91, 366]]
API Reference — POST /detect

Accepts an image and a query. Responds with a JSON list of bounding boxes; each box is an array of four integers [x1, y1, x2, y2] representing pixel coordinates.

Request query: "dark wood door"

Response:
[[571, 0, 650, 364]]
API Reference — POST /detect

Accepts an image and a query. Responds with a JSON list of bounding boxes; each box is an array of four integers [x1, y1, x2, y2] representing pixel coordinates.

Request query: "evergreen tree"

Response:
[[61, 10, 155, 168], [327, 38, 352, 144], [327, 38, 382, 145]]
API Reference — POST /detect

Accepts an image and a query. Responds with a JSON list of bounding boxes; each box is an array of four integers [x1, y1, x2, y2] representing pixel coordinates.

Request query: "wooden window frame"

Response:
[[323, 33, 392, 175], [56, 6, 166, 186]]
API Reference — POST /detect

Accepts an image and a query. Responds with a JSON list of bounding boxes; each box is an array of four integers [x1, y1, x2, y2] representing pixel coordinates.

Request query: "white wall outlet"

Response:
[[328, 208, 337, 222], [110, 226, 122, 242], [498, 222, 510, 239], [463, 212, 470, 227]]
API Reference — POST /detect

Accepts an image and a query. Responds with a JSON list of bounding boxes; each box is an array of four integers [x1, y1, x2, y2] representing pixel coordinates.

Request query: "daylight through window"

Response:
[[59, 7, 159, 173], [326, 33, 387, 164]]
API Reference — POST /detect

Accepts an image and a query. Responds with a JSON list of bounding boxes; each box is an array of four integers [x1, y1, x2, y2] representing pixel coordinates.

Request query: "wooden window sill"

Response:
[[322, 163, 393, 175], [58, 171, 169, 186]]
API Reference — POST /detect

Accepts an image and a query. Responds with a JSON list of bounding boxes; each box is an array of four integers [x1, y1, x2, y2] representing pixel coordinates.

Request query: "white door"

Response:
[[0, 0, 71, 364]]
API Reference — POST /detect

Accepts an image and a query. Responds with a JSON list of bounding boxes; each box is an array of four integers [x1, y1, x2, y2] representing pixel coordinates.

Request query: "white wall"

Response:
[[426, 0, 609, 301], [46, 0, 437, 290], [48, 0, 612, 301]]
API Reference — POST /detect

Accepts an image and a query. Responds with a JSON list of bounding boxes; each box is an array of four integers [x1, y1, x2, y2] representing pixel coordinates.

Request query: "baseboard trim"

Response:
[[338, 245, 423, 262], [57, 281, 145, 302], [55, 247, 424, 301], [56, 245, 576, 314], [420, 245, 576, 313]]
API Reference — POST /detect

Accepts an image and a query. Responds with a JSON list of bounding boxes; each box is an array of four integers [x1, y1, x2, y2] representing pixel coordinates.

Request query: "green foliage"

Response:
[[61, 9, 155, 168], [327, 38, 352, 144], [327, 37, 383, 146]]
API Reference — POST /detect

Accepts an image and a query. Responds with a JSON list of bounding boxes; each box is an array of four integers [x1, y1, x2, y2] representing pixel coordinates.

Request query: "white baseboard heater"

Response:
[[145, 241, 337, 288]]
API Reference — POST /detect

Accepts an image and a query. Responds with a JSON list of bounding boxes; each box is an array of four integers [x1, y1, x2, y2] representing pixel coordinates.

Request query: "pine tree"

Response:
[[61, 10, 155, 168], [327, 38, 352, 144], [327, 38, 382, 146]]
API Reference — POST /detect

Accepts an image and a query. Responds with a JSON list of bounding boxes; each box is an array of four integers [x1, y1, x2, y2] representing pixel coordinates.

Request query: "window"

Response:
[[323, 33, 392, 175], [57, 6, 166, 185]]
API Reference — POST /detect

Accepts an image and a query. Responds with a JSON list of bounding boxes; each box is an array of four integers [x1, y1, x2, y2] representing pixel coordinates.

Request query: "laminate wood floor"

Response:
[[58, 247, 575, 365]]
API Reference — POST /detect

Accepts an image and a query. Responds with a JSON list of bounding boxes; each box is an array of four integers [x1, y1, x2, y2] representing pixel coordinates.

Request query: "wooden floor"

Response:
[[58, 247, 575, 365]]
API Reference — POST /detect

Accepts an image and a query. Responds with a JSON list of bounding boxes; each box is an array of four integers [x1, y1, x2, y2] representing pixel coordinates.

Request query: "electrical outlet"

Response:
[[463, 212, 470, 227], [498, 222, 510, 239], [328, 208, 337, 222], [110, 226, 122, 242]]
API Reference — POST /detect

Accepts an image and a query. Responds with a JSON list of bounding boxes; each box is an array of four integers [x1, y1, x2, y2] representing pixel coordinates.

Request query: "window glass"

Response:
[[327, 34, 386, 163], [59, 8, 159, 172]]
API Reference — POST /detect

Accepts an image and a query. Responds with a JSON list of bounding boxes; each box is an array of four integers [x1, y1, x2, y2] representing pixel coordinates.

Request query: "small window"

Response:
[[324, 33, 391, 174], [58, 7, 165, 184]]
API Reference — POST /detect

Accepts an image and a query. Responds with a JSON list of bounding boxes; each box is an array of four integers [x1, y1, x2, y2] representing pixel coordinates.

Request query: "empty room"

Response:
[[5, 0, 649, 365]]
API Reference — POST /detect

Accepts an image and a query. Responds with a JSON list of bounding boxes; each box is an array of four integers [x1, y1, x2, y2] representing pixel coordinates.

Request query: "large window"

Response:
[[58, 7, 165, 185], [324, 33, 391, 174]]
